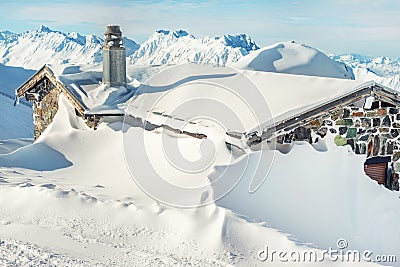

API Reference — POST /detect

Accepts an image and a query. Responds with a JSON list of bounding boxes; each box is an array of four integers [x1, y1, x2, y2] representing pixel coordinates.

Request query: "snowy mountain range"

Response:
[[129, 29, 259, 66], [0, 25, 258, 69], [0, 25, 399, 88]]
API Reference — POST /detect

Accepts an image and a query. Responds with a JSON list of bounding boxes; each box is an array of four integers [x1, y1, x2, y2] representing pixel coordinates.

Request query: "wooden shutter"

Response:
[[364, 163, 387, 185]]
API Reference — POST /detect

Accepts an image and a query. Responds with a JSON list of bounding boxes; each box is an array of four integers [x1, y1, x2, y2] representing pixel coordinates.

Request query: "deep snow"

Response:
[[0, 91, 386, 266], [1, 25, 400, 266]]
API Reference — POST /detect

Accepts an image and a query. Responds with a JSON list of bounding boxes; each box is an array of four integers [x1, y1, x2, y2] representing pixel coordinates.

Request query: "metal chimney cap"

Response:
[[105, 25, 122, 35]]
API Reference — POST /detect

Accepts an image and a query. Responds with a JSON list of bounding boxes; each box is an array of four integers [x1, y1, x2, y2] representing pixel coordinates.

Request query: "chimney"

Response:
[[102, 25, 126, 87]]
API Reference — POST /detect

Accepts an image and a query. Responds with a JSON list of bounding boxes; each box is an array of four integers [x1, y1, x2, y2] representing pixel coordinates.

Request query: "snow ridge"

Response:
[[232, 41, 355, 79], [129, 30, 259, 66]]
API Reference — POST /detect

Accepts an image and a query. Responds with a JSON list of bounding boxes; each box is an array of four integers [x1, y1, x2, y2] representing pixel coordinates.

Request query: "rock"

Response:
[[343, 109, 350, 118], [391, 129, 399, 138], [317, 127, 328, 138], [389, 108, 399, 114], [373, 135, 380, 156], [346, 128, 357, 138], [379, 127, 389, 133], [355, 143, 360, 154], [372, 118, 381, 127], [358, 134, 369, 142], [352, 111, 363, 117], [334, 135, 347, 146], [293, 127, 311, 141], [329, 128, 337, 134], [382, 115, 391, 127], [371, 101, 380, 109], [393, 151, 400, 161], [284, 132, 293, 143], [378, 109, 388, 116], [394, 161, 400, 172], [392, 122, 400, 128], [357, 128, 366, 134], [387, 141, 394, 154], [336, 119, 353, 126], [361, 118, 371, 127], [381, 138, 386, 155], [323, 120, 333, 126], [346, 139, 354, 150], [339, 126, 348, 135], [367, 140, 373, 156], [360, 143, 366, 154]]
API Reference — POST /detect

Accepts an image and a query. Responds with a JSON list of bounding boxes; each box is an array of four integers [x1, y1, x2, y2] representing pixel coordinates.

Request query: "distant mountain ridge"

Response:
[[0, 25, 259, 69], [329, 53, 400, 77], [0, 25, 399, 89]]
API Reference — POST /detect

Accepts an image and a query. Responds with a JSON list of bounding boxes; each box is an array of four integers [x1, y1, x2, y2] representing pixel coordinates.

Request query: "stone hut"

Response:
[[15, 25, 129, 140], [247, 81, 400, 191]]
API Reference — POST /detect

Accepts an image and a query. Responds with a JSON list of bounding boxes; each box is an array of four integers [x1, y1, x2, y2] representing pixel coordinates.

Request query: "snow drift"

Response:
[[232, 41, 354, 79], [212, 136, 400, 262]]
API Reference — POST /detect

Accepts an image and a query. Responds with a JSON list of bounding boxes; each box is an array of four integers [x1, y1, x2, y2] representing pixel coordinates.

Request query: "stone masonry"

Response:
[[273, 99, 400, 191]]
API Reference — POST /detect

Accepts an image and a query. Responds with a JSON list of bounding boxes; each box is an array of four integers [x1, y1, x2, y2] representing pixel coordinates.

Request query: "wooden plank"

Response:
[[364, 163, 386, 185]]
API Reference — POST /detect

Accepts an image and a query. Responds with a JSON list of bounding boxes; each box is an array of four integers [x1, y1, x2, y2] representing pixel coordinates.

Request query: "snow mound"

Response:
[[129, 30, 259, 66], [232, 41, 354, 79]]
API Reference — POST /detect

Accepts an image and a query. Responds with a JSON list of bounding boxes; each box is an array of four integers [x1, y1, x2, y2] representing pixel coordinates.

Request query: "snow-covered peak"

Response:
[[155, 29, 190, 38], [0, 25, 139, 69], [37, 24, 53, 33], [232, 41, 354, 79], [130, 30, 259, 66], [221, 34, 259, 51]]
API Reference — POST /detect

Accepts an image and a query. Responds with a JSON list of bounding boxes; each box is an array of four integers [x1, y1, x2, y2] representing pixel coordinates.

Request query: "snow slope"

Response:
[[212, 135, 400, 263], [232, 41, 354, 79], [0, 64, 34, 139], [1, 89, 386, 265]]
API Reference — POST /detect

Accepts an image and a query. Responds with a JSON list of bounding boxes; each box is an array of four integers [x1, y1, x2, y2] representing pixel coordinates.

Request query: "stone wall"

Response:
[[274, 99, 400, 191], [33, 88, 60, 139], [32, 88, 101, 139]]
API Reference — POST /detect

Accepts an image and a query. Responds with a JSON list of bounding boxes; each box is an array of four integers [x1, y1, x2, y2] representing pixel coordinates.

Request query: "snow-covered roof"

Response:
[[16, 64, 137, 116], [127, 63, 371, 133], [53, 64, 136, 115]]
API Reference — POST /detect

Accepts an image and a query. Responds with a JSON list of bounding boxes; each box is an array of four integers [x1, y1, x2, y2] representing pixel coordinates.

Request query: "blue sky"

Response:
[[1, 0, 399, 57]]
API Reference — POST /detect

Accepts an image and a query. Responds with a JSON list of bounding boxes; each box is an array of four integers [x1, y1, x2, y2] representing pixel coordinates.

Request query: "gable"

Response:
[[16, 65, 87, 116]]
